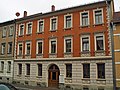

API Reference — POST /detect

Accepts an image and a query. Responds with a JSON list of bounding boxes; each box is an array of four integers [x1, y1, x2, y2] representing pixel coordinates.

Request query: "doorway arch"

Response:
[[48, 64, 60, 87]]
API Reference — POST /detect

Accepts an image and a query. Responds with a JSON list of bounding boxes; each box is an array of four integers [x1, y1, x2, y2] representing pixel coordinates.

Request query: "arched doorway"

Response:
[[48, 64, 60, 87]]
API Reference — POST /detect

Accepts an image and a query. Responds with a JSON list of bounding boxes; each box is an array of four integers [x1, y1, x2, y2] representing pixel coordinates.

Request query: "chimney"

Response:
[[51, 5, 55, 12], [24, 11, 27, 17]]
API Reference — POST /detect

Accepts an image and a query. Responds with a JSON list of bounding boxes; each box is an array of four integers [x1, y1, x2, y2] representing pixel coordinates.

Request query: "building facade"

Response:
[[14, 0, 114, 90], [0, 20, 15, 83], [112, 12, 120, 90]]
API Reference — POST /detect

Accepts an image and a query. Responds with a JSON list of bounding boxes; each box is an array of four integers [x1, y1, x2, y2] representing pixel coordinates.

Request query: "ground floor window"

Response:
[[83, 63, 90, 78], [66, 64, 72, 78], [37, 64, 42, 76], [18, 64, 22, 75], [97, 63, 105, 79], [26, 64, 30, 76]]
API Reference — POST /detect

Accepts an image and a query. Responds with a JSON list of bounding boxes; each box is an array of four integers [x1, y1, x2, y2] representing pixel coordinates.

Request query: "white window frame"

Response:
[[17, 42, 23, 55], [36, 40, 43, 54], [64, 14, 73, 28], [1, 43, 6, 55], [93, 8, 104, 25], [64, 36, 73, 53], [80, 11, 89, 26], [7, 42, 12, 54], [94, 33, 105, 51], [25, 41, 31, 55], [81, 35, 90, 52], [50, 16, 58, 31], [19, 24, 24, 36], [26, 22, 32, 34], [37, 19, 44, 33], [9, 25, 14, 36], [49, 38, 57, 54], [2, 27, 7, 37]]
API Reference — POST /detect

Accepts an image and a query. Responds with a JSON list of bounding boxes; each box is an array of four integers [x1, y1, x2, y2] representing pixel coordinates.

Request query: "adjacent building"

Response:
[[112, 11, 120, 90], [0, 20, 15, 83]]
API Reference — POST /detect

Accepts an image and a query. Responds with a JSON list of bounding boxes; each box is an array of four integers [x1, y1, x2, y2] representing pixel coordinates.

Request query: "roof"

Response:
[[0, 20, 15, 27], [16, 0, 107, 23], [112, 12, 120, 24]]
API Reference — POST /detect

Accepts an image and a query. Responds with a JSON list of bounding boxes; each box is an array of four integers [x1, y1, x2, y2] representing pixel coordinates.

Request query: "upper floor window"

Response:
[[9, 26, 14, 36], [95, 34, 105, 51], [83, 63, 90, 78], [26, 22, 32, 34], [2, 27, 7, 38], [81, 35, 90, 52], [64, 37, 72, 53], [25, 41, 31, 55], [64, 14, 72, 28], [94, 9, 103, 24], [50, 17, 57, 31], [19, 24, 24, 36], [37, 19, 44, 33], [66, 64, 72, 78], [18, 64, 22, 75], [80, 11, 89, 26], [1, 43, 6, 55], [7, 61, 11, 73], [18, 43, 23, 55], [8, 42, 12, 54], [49, 39, 57, 54], [0, 61, 4, 72], [36, 40, 43, 54], [97, 63, 105, 79], [26, 64, 30, 76]]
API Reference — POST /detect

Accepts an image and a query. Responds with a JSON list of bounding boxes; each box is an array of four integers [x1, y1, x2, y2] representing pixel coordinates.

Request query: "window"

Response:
[[18, 64, 22, 75], [81, 36, 90, 52], [80, 11, 89, 26], [49, 39, 57, 54], [7, 61, 11, 73], [1, 43, 6, 55], [37, 20, 44, 32], [26, 64, 30, 76], [50, 17, 57, 31], [113, 24, 116, 30], [64, 14, 72, 28], [9, 26, 14, 36], [83, 64, 90, 78], [19, 24, 24, 36], [98, 89, 104, 90], [97, 63, 105, 79], [8, 42, 12, 54], [37, 64, 42, 76], [64, 37, 72, 53], [95, 35, 104, 51], [83, 88, 89, 90], [94, 9, 103, 24], [66, 64, 72, 78], [36, 40, 43, 54], [2, 27, 7, 38], [18, 43, 23, 55], [0, 61, 4, 72], [26, 22, 32, 34], [25, 42, 31, 55]]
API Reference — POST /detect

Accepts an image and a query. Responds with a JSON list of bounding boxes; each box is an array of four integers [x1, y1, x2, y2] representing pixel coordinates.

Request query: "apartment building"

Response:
[[0, 20, 15, 83], [112, 12, 120, 90], [14, 0, 114, 90]]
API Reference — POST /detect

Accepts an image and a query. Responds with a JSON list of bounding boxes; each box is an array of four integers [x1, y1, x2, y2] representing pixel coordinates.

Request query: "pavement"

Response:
[[13, 84, 60, 90]]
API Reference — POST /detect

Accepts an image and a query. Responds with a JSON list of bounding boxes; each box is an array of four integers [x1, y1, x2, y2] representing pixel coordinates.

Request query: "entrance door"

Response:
[[48, 64, 60, 87]]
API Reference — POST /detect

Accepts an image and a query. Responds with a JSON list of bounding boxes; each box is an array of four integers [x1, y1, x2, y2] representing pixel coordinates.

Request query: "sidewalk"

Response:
[[13, 84, 60, 90]]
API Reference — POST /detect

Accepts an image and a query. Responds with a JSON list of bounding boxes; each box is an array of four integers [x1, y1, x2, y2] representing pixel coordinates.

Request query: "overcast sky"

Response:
[[0, 0, 119, 23]]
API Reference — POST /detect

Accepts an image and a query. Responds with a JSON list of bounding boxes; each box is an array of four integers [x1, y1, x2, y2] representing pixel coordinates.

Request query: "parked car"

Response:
[[0, 82, 18, 90]]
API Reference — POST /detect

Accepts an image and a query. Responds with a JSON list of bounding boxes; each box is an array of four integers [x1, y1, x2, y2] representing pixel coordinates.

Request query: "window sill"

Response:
[[49, 30, 57, 32], [25, 75, 30, 77], [18, 35, 24, 37], [82, 78, 90, 80], [2, 36, 6, 38], [25, 54, 31, 56], [95, 50, 105, 53], [26, 34, 32, 36], [64, 27, 72, 30], [17, 55, 23, 56], [36, 31, 44, 34], [80, 25, 90, 28], [81, 51, 90, 54], [36, 54, 43, 56], [64, 52, 72, 55], [93, 23, 104, 26], [7, 71, 11, 73], [96, 79, 106, 81], [65, 77, 72, 80], [49, 53, 57, 55], [36, 76, 42, 78], [17, 75, 22, 77], [8, 35, 13, 37]]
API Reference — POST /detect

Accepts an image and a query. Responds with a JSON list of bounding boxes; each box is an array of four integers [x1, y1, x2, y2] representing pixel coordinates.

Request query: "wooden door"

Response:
[[48, 64, 60, 87]]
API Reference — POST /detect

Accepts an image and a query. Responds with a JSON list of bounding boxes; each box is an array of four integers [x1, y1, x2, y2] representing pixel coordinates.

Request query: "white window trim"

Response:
[[9, 25, 14, 36], [64, 14, 73, 28], [80, 11, 90, 26], [37, 19, 44, 33], [25, 41, 31, 55], [64, 36, 73, 53], [7, 42, 12, 54], [94, 33, 105, 51], [49, 38, 57, 54], [81, 35, 90, 52], [2, 26, 7, 37], [26, 22, 32, 34], [1, 43, 5, 54], [50, 16, 58, 31], [17, 42, 23, 55], [19, 24, 24, 36], [36, 40, 43, 54], [93, 8, 104, 25]]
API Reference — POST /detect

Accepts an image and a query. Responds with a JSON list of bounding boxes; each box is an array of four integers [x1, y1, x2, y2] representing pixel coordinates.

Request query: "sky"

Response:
[[0, 0, 119, 23]]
